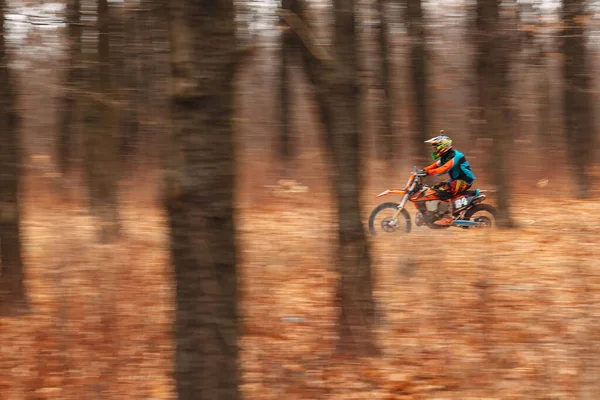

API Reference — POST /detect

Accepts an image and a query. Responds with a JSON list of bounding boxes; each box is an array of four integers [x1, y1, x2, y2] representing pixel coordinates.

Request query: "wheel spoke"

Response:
[[368, 203, 412, 235]]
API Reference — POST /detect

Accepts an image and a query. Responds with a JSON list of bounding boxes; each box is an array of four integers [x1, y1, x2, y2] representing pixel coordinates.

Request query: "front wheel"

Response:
[[463, 204, 498, 228], [368, 202, 412, 235]]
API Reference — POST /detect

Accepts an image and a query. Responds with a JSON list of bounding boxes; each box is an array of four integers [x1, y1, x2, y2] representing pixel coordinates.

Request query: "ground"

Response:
[[0, 165, 599, 399]]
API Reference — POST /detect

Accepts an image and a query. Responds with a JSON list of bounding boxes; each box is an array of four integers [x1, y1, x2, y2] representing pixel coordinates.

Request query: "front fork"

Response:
[[392, 193, 410, 220]]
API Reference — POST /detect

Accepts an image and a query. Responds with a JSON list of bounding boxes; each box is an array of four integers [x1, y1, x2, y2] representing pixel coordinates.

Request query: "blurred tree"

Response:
[[504, 2, 523, 145], [136, 0, 169, 169], [278, 0, 296, 163], [562, 0, 592, 198], [536, 41, 552, 173], [110, 2, 133, 162], [471, 0, 486, 141], [278, 0, 378, 355], [123, 5, 139, 147], [279, 0, 333, 150], [165, 0, 240, 398], [405, 0, 429, 166], [118, 0, 148, 162], [477, 0, 514, 227], [0, 0, 28, 314], [376, 0, 394, 165], [84, 0, 121, 242], [56, 0, 82, 177], [331, 0, 378, 356]]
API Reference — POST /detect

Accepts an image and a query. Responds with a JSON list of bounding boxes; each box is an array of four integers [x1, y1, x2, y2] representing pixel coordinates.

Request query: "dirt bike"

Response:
[[368, 166, 498, 235]]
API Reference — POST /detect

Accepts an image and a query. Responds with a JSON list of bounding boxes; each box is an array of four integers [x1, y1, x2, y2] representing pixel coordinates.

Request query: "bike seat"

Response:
[[453, 189, 480, 198]]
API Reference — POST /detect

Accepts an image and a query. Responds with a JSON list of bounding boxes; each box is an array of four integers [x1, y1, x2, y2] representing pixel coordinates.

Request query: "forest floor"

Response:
[[1, 168, 600, 399]]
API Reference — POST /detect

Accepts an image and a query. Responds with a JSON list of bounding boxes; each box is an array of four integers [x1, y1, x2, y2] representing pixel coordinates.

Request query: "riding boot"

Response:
[[434, 200, 453, 226], [433, 214, 453, 226]]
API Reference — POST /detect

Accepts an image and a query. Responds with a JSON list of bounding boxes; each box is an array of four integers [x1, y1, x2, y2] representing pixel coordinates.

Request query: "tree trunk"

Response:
[[406, 0, 429, 166], [135, 0, 161, 167], [537, 52, 550, 138], [278, 0, 302, 163], [277, 0, 334, 151], [56, 0, 81, 177], [0, 0, 28, 315], [535, 44, 552, 177], [278, 0, 378, 356], [376, 0, 394, 165], [109, 2, 131, 162], [477, 0, 514, 227], [84, 0, 121, 243], [563, 0, 592, 198], [278, 26, 294, 162], [119, 1, 141, 161], [473, 0, 487, 142], [166, 0, 240, 398], [330, 0, 378, 357]]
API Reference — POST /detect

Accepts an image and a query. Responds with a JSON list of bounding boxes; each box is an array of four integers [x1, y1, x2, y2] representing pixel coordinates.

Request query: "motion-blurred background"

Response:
[[0, 0, 599, 399]]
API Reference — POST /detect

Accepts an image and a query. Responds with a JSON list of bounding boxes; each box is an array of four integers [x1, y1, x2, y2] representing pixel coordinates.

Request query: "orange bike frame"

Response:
[[374, 174, 417, 221]]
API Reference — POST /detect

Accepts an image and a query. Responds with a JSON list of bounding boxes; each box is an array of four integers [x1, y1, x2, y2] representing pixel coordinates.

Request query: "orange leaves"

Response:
[[0, 197, 174, 399], [3, 184, 600, 399]]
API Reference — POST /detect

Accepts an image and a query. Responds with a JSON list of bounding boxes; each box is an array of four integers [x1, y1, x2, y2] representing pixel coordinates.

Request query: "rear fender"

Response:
[[471, 194, 487, 205]]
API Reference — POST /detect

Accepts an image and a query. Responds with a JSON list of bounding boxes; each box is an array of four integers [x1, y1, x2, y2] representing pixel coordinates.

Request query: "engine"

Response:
[[425, 200, 449, 215]]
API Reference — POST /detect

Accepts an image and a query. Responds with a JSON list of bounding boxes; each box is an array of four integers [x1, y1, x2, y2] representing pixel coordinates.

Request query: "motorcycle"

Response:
[[368, 166, 498, 235]]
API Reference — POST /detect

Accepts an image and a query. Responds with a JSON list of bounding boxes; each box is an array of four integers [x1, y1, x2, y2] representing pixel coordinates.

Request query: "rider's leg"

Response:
[[448, 179, 471, 196], [433, 181, 454, 226], [433, 180, 473, 226], [433, 181, 452, 200]]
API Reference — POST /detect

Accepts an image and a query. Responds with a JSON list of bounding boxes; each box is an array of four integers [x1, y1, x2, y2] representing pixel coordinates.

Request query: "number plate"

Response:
[[454, 197, 469, 209]]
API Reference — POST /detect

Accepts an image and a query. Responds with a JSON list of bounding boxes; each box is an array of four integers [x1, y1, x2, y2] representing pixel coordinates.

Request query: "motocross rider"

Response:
[[418, 131, 476, 226]]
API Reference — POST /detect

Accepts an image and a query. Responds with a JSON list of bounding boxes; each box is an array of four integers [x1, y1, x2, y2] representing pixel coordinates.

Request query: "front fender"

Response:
[[376, 189, 406, 198]]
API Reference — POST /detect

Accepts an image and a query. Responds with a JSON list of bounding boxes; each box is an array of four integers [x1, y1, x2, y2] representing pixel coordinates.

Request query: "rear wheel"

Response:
[[368, 202, 411, 235], [463, 204, 497, 228]]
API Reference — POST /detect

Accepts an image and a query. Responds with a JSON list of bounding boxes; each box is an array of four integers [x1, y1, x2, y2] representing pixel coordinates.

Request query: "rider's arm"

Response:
[[427, 158, 454, 176], [423, 160, 440, 173]]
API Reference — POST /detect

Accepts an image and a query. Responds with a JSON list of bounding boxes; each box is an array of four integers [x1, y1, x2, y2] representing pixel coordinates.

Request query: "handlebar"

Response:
[[412, 165, 427, 177]]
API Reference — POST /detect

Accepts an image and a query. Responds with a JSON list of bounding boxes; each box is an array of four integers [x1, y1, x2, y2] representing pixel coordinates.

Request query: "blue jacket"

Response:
[[424, 149, 475, 184]]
